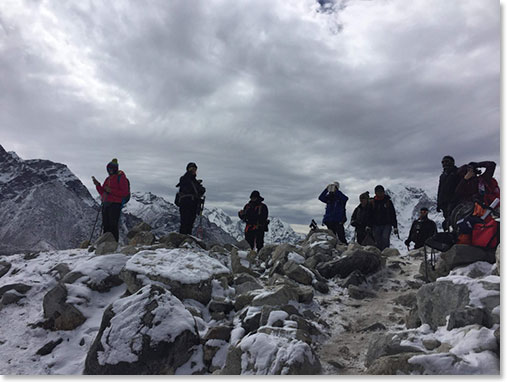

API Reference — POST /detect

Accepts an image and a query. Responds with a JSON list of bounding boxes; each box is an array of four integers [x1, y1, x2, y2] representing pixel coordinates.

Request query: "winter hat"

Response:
[[442, 155, 455, 164], [186, 162, 198, 171], [250, 190, 261, 199], [420, 207, 429, 212], [359, 191, 369, 200], [374, 185, 384, 193], [327, 181, 339, 192], [106, 158, 119, 174]]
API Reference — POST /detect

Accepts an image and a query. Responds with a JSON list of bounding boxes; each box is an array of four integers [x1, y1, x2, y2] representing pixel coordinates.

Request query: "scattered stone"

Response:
[[365, 332, 423, 367], [126, 222, 152, 239], [317, 249, 382, 279], [204, 326, 233, 342], [313, 280, 329, 294], [0, 261, 11, 279], [360, 323, 387, 332], [328, 360, 345, 369], [447, 307, 485, 330], [422, 339, 441, 351], [348, 285, 377, 300], [366, 352, 424, 375], [43, 284, 86, 331], [393, 292, 417, 308], [50, 263, 71, 280], [128, 231, 155, 246], [24, 252, 40, 260], [282, 261, 313, 285], [251, 285, 299, 307], [208, 300, 234, 315], [80, 240, 90, 249], [36, 338, 64, 356], [119, 245, 140, 255], [339, 270, 367, 288], [382, 248, 400, 257], [296, 286, 314, 304], [94, 232, 118, 256], [405, 307, 421, 329]]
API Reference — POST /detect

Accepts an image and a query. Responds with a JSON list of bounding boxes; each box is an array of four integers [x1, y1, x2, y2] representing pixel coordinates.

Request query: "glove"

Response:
[[393, 228, 399, 235], [404, 239, 410, 246]]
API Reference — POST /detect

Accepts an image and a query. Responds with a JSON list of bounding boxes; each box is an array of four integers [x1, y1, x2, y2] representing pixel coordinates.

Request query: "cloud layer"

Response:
[[0, 0, 500, 226]]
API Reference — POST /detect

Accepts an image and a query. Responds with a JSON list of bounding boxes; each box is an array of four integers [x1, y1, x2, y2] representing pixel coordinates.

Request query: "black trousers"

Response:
[[102, 202, 122, 242], [180, 199, 198, 235], [245, 229, 265, 251], [325, 222, 348, 244], [356, 227, 366, 245]]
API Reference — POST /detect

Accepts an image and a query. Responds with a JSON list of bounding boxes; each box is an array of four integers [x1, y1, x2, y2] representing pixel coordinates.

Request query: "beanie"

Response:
[[186, 162, 198, 171]]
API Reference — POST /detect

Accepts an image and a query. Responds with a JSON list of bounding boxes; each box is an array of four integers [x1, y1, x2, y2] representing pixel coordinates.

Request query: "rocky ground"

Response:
[[0, 223, 500, 375]]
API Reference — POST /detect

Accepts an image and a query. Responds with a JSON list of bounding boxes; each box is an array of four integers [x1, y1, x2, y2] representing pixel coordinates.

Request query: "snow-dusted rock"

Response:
[[221, 332, 321, 375], [366, 352, 424, 375], [128, 231, 155, 246], [43, 283, 86, 331], [120, 248, 231, 304], [282, 261, 314, 285], [365, 331, 423, 367], [0, 261, 11, 278], [84, 285, 199, 374], [250, 285, 299, 307], [126, 222, 152, 239]]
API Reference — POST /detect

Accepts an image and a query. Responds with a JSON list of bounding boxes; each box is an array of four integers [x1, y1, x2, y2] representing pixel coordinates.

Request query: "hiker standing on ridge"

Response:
[[370, 185, 398, 251], [437, 155, 460, 231], [350, 192, 372, 245], [318, 182, 349, 244], [405, 207, 437, 250], [92, 158, 130, 242], [238, 191, 269, 251], [177, 162, 206, 235]]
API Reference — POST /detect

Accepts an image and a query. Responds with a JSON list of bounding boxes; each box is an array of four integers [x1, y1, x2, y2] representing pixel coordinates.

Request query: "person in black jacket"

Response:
[[370, 185, 398, 251], [405, 207, 437, 250], [177, 162, 206, 235], [238, 190, 269, 251], [437, 155, 460, 231], [350, 192, 371, 245]]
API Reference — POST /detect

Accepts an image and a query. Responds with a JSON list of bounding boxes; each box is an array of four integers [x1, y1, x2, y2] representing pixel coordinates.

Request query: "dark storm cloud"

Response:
[[0, 0, 500, 227]]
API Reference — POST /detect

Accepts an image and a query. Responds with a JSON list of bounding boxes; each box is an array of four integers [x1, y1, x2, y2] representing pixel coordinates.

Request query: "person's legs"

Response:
[[336, 224, 347, 244], [109, 203, 122, 242], [372, 226, 383, 250], [255, 230, 265, 250], [381, 225, 392, 250], [325, 222, 338, 236], [245, 230, 256, 249], [180, 201, 197, 234], [356, 228, 366, 244]]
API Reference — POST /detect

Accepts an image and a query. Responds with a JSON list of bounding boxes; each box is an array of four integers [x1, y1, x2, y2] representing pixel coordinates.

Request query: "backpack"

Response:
[[174, 192, 181, 207], [424, 232, 456, 252], [471, 216, 499, 248], [117, 171, 131, 207], [479, 177, 500, 207]]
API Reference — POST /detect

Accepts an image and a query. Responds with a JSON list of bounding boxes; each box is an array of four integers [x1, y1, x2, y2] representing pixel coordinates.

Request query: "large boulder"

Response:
[[416, 281, 470, 330], [302, 231, 336, 258], [230, 249, 257, 275], [84, 285, 199, 374], [316, 249, 382, 279], [220, 333, 321, 374], [251, 285, 299, 307], [366, 353, 424, 375], [120, 248, 231, 305]]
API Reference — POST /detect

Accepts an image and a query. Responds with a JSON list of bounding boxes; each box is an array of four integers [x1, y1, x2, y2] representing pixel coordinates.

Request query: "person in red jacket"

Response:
[[92, 158, 129, 242]]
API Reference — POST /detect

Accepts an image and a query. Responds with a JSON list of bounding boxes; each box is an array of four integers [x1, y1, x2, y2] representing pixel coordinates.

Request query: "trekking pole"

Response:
[[424, 244, 429, 283], [89, 204, 102, 244]]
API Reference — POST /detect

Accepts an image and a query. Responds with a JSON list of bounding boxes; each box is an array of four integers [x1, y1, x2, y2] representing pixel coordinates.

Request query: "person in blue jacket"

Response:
[[319, 181, 349, 244]]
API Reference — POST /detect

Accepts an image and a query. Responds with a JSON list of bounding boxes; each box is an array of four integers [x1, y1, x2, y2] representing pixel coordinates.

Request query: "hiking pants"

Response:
[[245, 229, 265, 251], [372, 225, 391, 251], [102, 202, 122, 242], [180, 199, 198, 235], [325, 222, 348, 245], [356, 227, 366, 245]]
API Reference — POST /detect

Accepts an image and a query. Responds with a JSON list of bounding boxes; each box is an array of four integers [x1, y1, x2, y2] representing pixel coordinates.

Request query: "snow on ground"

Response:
[[0, 250, 127, 374]]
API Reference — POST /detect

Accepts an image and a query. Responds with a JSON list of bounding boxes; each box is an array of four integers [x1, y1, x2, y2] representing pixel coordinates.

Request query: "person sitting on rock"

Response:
[[350, 191, 372, 245], [238, 190, 269, 251], [92, 158, 130, 242], [405, 207, 437, 250], [455, 161, 497, 205], [437, 155, 460, 231], [370, 185, 398, 251], [176, 162, 206, 235], [318, 181, 349, 244]]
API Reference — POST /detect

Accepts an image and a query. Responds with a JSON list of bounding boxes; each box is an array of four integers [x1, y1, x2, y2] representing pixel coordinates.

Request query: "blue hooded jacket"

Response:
[[319, 188, 348, 224]]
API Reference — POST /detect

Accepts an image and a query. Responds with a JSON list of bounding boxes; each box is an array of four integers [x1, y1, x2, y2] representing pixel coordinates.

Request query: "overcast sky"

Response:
[[0, 0, 501, 230]]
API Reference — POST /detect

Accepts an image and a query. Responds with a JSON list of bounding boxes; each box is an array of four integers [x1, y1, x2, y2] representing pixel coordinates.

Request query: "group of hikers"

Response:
[[91, 155, 499, 253]]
